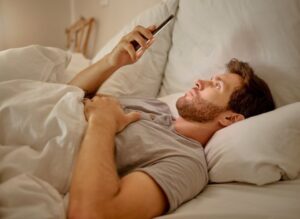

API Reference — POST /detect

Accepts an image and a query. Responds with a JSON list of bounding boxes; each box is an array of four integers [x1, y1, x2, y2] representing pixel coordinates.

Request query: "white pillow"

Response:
[[205, 102, 300, 185], [0, 45, 71, 83], [158, 93, 300, 185], [158, 92, 183, 117], [159, 0, 300, 107], [94, 0, 179, 98]]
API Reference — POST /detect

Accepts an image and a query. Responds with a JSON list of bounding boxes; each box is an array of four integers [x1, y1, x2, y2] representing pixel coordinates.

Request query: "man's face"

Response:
[[176, 73, 243, 122]]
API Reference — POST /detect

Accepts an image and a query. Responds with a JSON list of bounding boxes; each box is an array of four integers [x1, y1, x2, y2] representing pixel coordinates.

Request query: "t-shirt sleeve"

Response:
[[136, 156, 208, 213]]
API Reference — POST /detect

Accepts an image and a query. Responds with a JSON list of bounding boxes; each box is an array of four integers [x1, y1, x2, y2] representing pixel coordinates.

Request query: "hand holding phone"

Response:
[[131, 14, 175, 51], [107, 15, 175, 68]]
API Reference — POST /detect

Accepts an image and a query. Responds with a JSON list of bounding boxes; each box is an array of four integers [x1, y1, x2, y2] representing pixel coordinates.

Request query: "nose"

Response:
[[195, 79, 211, 90]]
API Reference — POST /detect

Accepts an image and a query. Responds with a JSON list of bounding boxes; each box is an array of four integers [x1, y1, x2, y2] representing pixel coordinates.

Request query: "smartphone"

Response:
[[131, 14, 175, 51]]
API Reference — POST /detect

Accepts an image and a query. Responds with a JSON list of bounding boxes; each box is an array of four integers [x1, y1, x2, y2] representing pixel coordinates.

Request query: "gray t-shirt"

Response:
[[116, 97, 208, 213]]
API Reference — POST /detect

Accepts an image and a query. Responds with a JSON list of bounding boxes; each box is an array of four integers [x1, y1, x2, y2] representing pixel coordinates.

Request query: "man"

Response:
[[67, 25, 275, 219]]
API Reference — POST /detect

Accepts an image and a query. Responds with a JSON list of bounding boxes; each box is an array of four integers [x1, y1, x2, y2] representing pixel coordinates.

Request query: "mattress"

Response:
[[158, 177, 300, 219]]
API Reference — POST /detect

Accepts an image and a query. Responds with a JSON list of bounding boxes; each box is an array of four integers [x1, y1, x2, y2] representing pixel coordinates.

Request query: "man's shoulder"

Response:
[[136, 154, 208, 213]]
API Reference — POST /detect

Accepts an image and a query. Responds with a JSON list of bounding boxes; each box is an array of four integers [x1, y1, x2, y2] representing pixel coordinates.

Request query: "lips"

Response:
[[185, 88, 199, 98], [185, 89, 193, 97], [192, 87, 200, 96]]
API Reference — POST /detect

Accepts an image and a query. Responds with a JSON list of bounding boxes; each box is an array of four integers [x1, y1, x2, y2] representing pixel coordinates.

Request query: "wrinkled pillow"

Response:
[[61, 52, 91, 83], [0, 45, 71, 83], [158, 93, 300, 185], [158, 92, 183, 117], [205, 102, 300, 185], [94, 0, 179, 98]]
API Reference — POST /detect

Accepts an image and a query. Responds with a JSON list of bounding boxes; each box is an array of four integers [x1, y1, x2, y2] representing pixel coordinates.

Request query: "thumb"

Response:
[[147, 25, 156, 32], [125, 111, 141, 124], [117, 112, 141, 133], [136, 49, 145, 59]]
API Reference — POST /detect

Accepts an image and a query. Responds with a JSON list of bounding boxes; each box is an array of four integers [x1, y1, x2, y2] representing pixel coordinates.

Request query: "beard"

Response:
[[176, 94, 227, 123]]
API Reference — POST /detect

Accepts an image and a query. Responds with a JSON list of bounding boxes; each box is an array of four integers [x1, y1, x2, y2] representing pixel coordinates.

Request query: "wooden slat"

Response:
[[65, 17, 95, 57]]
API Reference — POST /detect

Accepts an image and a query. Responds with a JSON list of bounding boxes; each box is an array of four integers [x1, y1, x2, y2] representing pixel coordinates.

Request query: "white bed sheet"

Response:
[[158, 177, 300, 219], [0, 80, 86, 219]]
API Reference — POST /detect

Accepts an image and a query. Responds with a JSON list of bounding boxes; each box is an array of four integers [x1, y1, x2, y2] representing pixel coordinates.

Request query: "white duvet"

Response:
[[0, 80, 86, 219]]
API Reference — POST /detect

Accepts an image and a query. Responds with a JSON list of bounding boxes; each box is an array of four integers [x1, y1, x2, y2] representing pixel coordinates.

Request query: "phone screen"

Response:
[[131, 14, 175, 51]]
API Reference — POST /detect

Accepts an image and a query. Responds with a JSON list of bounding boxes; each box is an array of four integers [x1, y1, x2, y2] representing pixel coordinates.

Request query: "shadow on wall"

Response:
[[214, 26, 299, 108], [254, 64, 298, 108], [70, 0, 161, 58]]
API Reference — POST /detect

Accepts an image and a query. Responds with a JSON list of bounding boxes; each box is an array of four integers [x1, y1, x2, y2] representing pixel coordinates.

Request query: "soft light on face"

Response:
[[176, 73, 244, 122]]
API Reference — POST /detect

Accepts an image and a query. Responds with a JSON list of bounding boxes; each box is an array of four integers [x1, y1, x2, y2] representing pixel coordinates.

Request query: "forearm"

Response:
[[68, 120, 120, 218], [69, 53, 119, 95]]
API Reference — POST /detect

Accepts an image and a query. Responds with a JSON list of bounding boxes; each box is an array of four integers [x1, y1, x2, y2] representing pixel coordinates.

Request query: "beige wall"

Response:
[[0, 0, 70, 51], [0, 1, 5, 50], [71, 0, 161, 57], [0, 0, 161, 57]]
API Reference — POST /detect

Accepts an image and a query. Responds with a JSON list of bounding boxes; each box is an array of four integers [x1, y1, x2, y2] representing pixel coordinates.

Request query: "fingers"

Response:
[[125, 25, 154, 50], [135, 25, 154, 41], [83, 95, 140, 132], [118, 111, 140, 132], [124, 42, 137, 61], [85, 96, 137, 119], [147, 24, 156, 32], [136, 38, 155, 58], [132, 32, 148, 49], [113, 25, 156, 64], [126, 111, 141, 123], [109, 24, 156, 67]]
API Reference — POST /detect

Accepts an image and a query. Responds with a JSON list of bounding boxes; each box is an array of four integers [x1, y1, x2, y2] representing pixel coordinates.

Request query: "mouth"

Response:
[[185, 90, 193, 97], [185, 88, 199, 99]]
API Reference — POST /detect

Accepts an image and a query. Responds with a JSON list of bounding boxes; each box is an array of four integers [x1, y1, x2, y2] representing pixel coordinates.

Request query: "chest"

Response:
[[115, 117, 201, 176]]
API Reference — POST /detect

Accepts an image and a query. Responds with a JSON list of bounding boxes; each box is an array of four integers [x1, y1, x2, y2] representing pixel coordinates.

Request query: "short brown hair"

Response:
[[226, 58, 275, 118]]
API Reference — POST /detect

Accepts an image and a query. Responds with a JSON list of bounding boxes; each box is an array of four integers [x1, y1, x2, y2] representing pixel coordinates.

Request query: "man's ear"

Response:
[[218, 111, 245, 127]]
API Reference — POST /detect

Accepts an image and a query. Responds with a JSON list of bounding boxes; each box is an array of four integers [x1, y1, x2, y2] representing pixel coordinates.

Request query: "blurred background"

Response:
[[0, 0, 160, 57]]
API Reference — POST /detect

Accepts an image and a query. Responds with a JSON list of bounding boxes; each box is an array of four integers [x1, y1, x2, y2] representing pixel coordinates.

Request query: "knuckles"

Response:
[[134, 25, 142, 31]]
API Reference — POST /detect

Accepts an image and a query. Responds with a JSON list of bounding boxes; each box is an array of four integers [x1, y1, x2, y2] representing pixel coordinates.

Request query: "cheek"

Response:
[[199, 90, 219, 102], [199, 90, 228, 107]]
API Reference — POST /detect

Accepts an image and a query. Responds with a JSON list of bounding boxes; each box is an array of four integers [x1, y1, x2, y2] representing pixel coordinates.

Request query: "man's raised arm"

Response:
[[68, 25, 155, 95]]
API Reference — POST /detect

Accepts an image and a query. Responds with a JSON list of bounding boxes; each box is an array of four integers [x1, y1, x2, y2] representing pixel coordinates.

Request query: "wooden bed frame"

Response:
[[65, 17, 95, 57]]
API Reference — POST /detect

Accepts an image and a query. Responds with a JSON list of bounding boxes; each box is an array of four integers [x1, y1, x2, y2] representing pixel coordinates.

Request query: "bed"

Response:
[[0, 0, 300, 218]]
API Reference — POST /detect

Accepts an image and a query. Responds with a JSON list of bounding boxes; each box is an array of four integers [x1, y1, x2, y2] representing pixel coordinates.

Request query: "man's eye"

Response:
[[215, 83, 221, 89]]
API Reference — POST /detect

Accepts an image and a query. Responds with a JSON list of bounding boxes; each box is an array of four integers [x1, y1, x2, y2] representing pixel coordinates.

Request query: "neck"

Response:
[[173, 116, 221, 146]]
